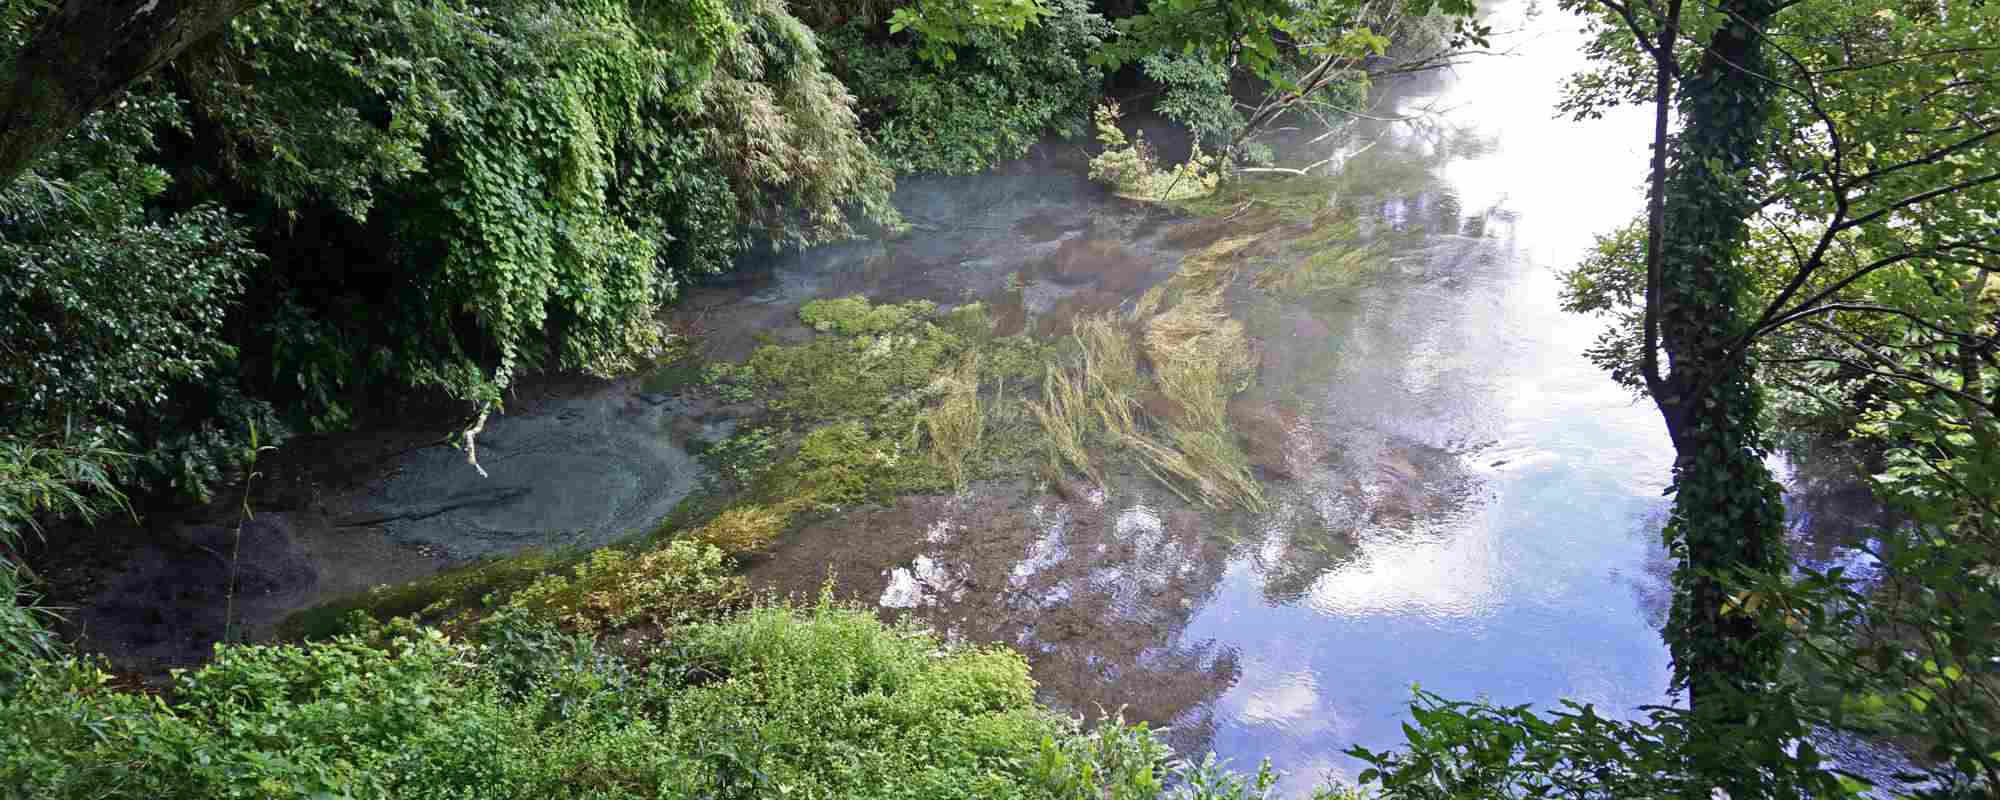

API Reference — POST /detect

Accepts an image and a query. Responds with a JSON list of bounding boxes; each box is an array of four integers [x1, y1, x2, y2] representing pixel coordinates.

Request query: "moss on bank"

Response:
[[280, 549, 572, 640]]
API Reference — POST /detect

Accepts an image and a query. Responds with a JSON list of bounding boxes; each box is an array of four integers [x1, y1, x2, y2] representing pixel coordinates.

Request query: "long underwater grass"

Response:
[[923, 354, 985, 492]]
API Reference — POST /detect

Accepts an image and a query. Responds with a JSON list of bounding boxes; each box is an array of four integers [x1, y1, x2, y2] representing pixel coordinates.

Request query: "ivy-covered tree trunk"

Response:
[[1651, 0, 1787, 792], [0, 0, 261, 183]]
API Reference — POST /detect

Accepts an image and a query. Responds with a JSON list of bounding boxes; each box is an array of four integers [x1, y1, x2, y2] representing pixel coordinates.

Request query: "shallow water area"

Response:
[[724, 1, 1911, 792], [28, 0, 1918, 786]]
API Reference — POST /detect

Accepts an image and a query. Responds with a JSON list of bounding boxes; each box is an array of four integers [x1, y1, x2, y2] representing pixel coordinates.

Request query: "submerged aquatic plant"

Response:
[[1027, 294, 1266, 511], [1076, 313, 1141, 438], [1029, 359, 1102, 487], [1252, 227, 1385, 298], [1144, 291, 1252, 429], [1135, 291, 1264, 511], [923, 354, 985, 492]]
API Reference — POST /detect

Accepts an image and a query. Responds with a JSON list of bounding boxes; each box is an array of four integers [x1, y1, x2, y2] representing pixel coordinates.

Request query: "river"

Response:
[[42, 0, 1904, 791], [738, 1, 1676, 791]]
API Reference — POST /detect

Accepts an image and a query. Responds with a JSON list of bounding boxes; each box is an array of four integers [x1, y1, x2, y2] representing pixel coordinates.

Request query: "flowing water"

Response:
[[700, 2, 1910, 791], [730, 3, 1680, 791]]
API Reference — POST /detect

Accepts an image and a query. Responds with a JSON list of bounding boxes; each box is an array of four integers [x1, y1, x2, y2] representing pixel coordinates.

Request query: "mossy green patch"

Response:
[[641, 339, 704, 394], [280, 548, 572, 640], [777, 421, 949, 507], [641, 359, 704, 395], [940, 301, 994, 340], [981, 332, 1060, 386], [748, 307, 968, 425], [694, 426, 781, 489], [798, 295, 937, 335]]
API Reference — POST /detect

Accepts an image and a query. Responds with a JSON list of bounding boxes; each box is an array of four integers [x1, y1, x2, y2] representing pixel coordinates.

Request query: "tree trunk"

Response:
[[0, 0, 262, 184], [1650, 0, 1789, 792]]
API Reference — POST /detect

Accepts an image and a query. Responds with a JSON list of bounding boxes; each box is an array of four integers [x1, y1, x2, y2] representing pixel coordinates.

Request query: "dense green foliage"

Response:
[[812, 0, 1108, 174], [1, 597, 1357, 799], [0, 87, 274, 501], [1347, 688, 1867, 799], [1532, 0, 2000, 794], [191, 0, 895, 415], [0, 0, 900, 505], [1095, 0, 1481, 170], [5, 0, 1993, 794]]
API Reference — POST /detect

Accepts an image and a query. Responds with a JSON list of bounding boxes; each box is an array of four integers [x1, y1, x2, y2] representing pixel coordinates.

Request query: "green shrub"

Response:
[[0, 92, 273, 503], [6, 593, 1367, 799], [820, 0, 1110, 173], [655, 602, 1072, 798], [1088, 102, 1219, 202]]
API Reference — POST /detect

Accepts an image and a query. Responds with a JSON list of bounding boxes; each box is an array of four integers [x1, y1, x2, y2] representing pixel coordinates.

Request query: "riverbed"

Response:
[[722, 4, 1675, 790]]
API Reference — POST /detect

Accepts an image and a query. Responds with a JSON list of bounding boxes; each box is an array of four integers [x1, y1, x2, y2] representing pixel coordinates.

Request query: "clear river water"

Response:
[[52, 0, 1911, 792], [735, 1, 1675, 792], [690, 2, 1905, 791]]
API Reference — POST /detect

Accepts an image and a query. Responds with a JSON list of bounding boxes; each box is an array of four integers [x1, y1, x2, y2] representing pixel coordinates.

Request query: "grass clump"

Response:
[[1028, 312, 1144, 488], [922, 355, 986, 492], [1167, 236, 1257, 297], [1132, 291, 1264, 511], [1029, 359, 1104, 487], [1028, 287, 1267, 510], [1144, 291, 1254, 430], [507, 541, 744, 633], [1251, 219, 1386, 300], [1120, 290, 1256, 510], [1076, 314, 1141, 437]]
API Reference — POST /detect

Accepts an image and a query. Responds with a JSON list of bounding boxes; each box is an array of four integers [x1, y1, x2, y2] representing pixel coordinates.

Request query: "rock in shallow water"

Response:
[[68, 517, 317, 666], [358, 385, 703, 561]]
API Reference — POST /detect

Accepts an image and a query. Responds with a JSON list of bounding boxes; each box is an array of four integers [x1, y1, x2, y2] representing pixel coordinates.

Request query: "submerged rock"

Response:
[[1228, 398, 1314, 480], [362, 385, 702, 561], [67, 517, 317, 668], [1044, 236, 1153, 293]]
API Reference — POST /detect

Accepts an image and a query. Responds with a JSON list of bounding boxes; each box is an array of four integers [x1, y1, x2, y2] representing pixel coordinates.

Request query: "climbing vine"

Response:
[[185, 0, 895, 415]]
